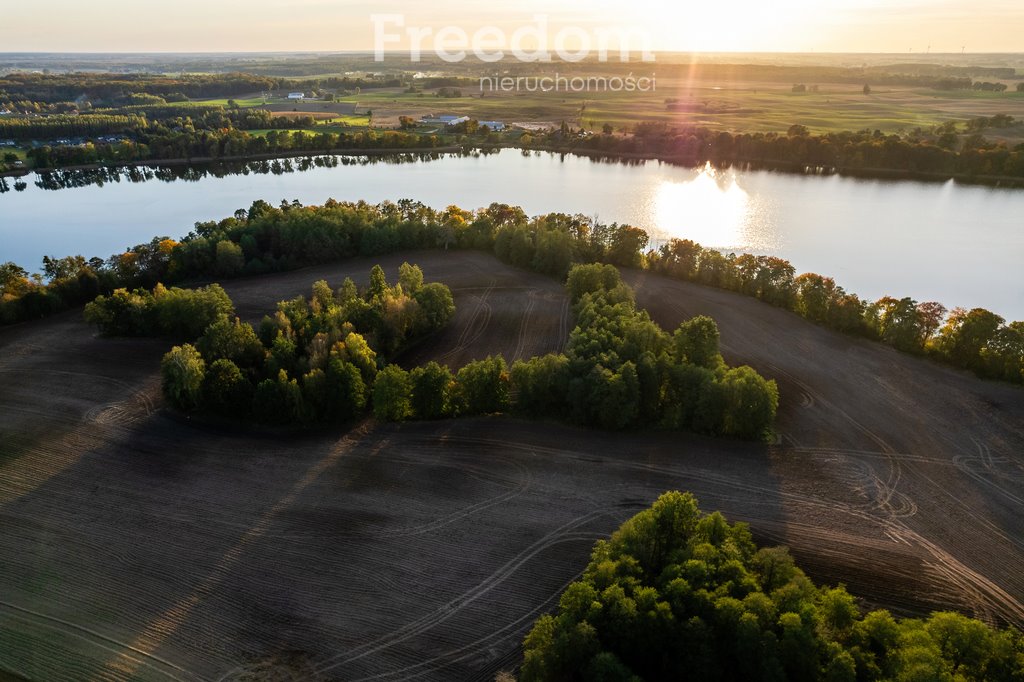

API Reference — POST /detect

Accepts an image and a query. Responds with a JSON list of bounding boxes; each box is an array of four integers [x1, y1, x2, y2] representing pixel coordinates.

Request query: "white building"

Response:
[[287, 92, 305, 100]]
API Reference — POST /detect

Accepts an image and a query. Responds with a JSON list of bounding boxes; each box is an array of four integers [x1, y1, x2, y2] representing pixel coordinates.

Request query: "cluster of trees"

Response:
[[651, 238, 1024, 384], [973, 82, 1009, 92], [547, 265, 777, 437], [0, 236, 185, 324], [2, 73, 286, 104], [83, 283, 234, 339], [374, 265, 779, 439], [153, 264, 456, 424], [521, 491, 1024, 681], [370, 356, 510, 422], [964, 114, 1017, 133], [75, 253, 774, 437], [0, 114, 145, 142]]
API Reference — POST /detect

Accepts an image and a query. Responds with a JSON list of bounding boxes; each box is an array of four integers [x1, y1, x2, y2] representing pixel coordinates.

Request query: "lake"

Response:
[[1, 149, 1022, 320]]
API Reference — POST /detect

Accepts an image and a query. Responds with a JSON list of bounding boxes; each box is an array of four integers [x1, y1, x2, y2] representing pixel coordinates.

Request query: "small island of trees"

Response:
[[82, 262, 779, 439], [521, 492, 1024, 681]]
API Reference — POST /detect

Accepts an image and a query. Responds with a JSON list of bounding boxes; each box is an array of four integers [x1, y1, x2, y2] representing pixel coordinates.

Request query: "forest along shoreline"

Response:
[[6, 143, 1024, 188]]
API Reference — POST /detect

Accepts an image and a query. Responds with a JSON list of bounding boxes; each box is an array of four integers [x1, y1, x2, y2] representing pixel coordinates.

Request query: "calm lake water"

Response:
[[1, 149, 1022, 320]]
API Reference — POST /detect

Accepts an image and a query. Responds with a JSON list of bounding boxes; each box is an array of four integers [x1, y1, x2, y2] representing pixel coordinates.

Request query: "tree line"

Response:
[[3, 200, 1020, 385], [0, 106, 310, 143], [371, 265, 779, 439], [0, 114, 146, 142], [542, 123, 1024, 181], [651, 238, 1023, 384], [0, 73, 397, 106], [4, 153, 439, 193], [23, 122, 444, 169], [520, 491, 1024, 681]]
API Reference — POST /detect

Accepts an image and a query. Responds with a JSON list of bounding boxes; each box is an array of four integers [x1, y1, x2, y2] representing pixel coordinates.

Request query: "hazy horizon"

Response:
[[1, 50, 1023, 56], [1, 0, 1022, 54]]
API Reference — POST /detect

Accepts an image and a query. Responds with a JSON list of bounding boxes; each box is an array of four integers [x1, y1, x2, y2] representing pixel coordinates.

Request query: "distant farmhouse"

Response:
[[419, 115, 505, 131], [287, 92, 305, 100], [420, 114, 470, 126]]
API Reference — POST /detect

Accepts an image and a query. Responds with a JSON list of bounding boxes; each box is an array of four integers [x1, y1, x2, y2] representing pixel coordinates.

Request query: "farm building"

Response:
[[420, 114, 470, 126], [479, 121, 506, 131], [287, 92, 305, 100]]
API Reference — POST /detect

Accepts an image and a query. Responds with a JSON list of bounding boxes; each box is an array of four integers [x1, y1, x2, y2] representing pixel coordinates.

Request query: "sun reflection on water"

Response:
[[650, 165, 779, 252]]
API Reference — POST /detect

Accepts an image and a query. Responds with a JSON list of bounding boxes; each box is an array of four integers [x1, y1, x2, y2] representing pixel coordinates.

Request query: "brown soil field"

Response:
[[261, 102, 359, 116], [1, 250, 1022, 681]]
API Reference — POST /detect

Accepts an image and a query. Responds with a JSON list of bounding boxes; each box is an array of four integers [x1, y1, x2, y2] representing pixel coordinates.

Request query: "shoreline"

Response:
[[516, 143, 1024, 189], [0, 146, 465, 178], [4, 143, 1024, 189]]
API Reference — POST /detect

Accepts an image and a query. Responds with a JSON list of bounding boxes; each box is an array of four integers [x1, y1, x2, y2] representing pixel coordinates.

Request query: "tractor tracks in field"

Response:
[[437, 280, 495, 365], [311, 506, 626, 678]]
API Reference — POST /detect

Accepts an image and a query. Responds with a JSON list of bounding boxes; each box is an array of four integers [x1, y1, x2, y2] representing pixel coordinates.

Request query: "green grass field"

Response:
[[303, 79, 1024, 139], [319, 114, 372, 126]]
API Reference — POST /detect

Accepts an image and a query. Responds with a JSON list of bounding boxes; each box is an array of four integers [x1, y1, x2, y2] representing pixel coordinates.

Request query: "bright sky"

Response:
[[1, 0, 1021, 53]]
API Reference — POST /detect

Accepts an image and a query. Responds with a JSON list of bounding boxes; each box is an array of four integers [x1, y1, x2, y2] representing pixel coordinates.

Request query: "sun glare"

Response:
[[652, 166, 751, 248], [649, 0, 826, 51]]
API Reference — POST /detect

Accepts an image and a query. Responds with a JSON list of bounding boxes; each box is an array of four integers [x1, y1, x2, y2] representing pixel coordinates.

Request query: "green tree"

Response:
[[531, 229, 573, 279], [566, 263, 624, 302], [673, 316, 723, 368], [201, 358, 252, 417], [161, 344, 206, 410], [373, 364, 412, 421], [455, 355, 510, 414], [84, 288, 153, 336], [607, 226, 649, 268], [980, 322, 1024, 382], [719, 366, 779, 440], [42, 254, 88, 281], [511, 354, 571, 418], [795, 273, 842, 323], [409, 361, 455, 419], [215, 240, 244, 277], [326, 357, 367, 423], [368, 264, 389, 300], [311, 279, 335, 311], [414, 282, 456, 331], [398, 262, 424, 295], [936, 307, 1005, 370], [660, 363, 715, 430], [151, 283, 235, 339], [0, 262, 30, 297], [332, 332, 378, 385], [196, 315, 265, 368], [876, 297, 924, 352], [252, 369, 305, 425]]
